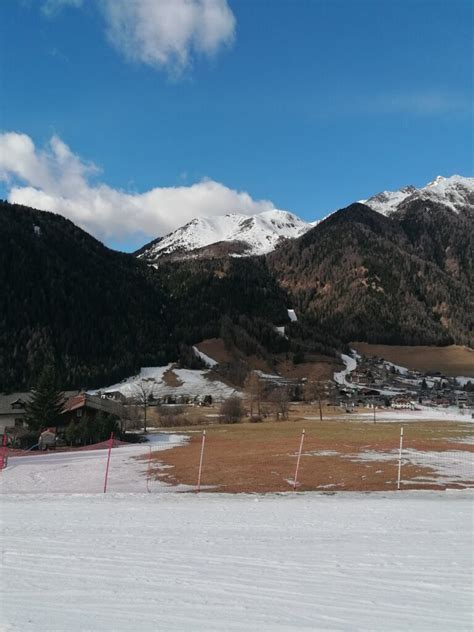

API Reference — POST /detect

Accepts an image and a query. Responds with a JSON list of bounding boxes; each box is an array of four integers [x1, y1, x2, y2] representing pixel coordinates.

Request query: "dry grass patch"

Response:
[[162, 367, 184, 387], [149, 420, 473, 493], [351, 343, 474, 377]]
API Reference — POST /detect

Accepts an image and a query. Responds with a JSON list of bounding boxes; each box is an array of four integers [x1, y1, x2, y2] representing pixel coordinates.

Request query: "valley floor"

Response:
[[350, 343, 474, 378]]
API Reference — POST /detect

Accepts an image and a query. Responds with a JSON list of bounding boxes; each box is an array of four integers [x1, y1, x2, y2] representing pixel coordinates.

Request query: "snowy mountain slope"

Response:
[[136, 210, 311, 261], [362, 175, 474, 216]]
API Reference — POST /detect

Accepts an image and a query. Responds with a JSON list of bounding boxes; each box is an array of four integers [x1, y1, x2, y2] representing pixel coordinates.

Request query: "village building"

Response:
[[0, 394, 30, 435], [60, 393, 123, 427]]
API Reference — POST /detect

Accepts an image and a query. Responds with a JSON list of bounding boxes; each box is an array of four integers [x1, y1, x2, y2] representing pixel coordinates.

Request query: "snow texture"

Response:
[[1, 491, 472, 631], [138, 210, 311, 259], [192, 346, 218, 367], [349, 449, 473, 487], [333, 352, 357, 386], [348, 407, 474, 423], [0, 433, 189, 494], [363, 175, 474, 216], [91, 364, 238, 401]]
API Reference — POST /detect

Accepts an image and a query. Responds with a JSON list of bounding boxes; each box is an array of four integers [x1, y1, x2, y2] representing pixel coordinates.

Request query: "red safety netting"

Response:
[[2, 438, 132, 459]]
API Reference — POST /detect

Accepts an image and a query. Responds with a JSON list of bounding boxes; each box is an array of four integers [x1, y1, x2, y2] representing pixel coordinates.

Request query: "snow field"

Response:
[[0, 434, 189, 495], [91, 364, 238, 401], [1, 491, 472, 631]]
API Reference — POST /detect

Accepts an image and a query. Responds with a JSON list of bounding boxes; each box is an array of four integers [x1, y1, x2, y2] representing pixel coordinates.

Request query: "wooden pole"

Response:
[[103, 432, 114, 494], [196, 430, 206, 493], [146, 444, 152, 493], [293, 429, 305, 491], [0, 433, 7, 472], [397, 426, 404, 490]]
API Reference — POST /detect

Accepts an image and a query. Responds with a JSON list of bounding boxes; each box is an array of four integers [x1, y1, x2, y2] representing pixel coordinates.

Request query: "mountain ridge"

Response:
[[136, 175, 473, 263], [137, 209, 311, 263]]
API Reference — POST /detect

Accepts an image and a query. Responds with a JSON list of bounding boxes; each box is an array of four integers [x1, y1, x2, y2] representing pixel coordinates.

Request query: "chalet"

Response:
[[391, 397, 416, 410], [0, 390, 80, 446], [0, 394, 30, 434], [60, 393, 123, 427]]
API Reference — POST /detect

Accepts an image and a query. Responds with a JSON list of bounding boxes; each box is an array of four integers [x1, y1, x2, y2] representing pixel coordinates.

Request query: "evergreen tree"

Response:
[[25, 365, 65, 431]]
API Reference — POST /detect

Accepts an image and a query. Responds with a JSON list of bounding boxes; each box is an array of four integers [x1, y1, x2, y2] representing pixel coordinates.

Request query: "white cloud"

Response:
[[0, 132, 277, 242], [100, 0, 235, 74]]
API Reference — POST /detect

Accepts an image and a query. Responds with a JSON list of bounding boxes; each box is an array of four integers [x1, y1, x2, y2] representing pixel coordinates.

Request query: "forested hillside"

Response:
[[2, 195, 472, 392], [0, 201, 176, 390], [0, 202, 297, 391], [268, 202, 474, 347]]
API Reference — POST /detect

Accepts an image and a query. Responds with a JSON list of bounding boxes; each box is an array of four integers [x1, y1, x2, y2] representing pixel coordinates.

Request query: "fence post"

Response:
[[0, 433, 7, 472], [146, 444, 152, 493], [397, 426, 404, 490], [103, 432, 114, 494], [196, 430, 206, 493], [293, 429, 305, 491]]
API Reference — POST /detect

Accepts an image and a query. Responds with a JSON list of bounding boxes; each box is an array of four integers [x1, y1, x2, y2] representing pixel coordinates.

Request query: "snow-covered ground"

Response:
[[350, 449, 473, 487], [333, 353, 357, 386], [1, 491, 472, 631], [0, 434, 189, 495], [91, 364, 238, 401], [348, 406, 474, 423], [192, 346, 218, 367]]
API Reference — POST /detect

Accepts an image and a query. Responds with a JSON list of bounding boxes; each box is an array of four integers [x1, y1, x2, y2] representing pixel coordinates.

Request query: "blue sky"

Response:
[[0, 0, 472, 251]]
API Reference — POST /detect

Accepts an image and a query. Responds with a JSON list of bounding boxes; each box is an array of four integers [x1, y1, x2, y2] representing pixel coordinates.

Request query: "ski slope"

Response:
[[1, 491, 472, 631], [0, 434, 189, 494]]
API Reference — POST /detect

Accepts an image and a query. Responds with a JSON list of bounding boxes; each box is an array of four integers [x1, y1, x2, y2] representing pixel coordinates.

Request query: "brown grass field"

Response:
[[351, 343, 474, 377], [148, 417, 474, 493]]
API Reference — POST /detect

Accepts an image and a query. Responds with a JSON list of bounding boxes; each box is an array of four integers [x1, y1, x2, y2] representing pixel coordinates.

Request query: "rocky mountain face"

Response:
[[136, 210, 311, 263]]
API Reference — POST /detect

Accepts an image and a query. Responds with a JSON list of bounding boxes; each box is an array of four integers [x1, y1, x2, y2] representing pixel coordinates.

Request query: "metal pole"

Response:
[[293, 429, 305, 491], [103, 432, 114, 494], [397, 426, 404, 490], [196, 430, 206, 493]]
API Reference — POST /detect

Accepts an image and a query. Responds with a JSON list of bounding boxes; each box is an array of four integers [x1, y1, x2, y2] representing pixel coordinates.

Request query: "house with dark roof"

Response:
[[0, 393, 31, 435], [0, 390, 80, 440], [60, 393, 123, 426]]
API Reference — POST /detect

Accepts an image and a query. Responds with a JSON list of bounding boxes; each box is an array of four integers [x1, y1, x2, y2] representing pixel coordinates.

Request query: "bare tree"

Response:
[[220, 396, 245, 424], [268, 386, 290, 421], [304, 381, 325, 421], [244, 372, 264, 418], [132, 379, 154, 433], [119, 403, 142, 434]]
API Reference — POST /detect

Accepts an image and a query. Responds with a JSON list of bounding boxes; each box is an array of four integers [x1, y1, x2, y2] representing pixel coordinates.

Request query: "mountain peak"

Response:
[[137, 209, 311, 262], [364, 175, 474, 216]]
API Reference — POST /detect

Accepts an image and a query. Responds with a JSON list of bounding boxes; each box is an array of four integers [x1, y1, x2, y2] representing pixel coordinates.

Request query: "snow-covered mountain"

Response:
[[137, 210, 311, 262], [362, 175, 474, 216], [136, 175, 473, 264]]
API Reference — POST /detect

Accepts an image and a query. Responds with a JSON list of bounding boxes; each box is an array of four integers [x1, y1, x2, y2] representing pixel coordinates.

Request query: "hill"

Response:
[[0, 201, 176, 390], [0, 202, 304, 391], [268, 202, 473, 347]]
